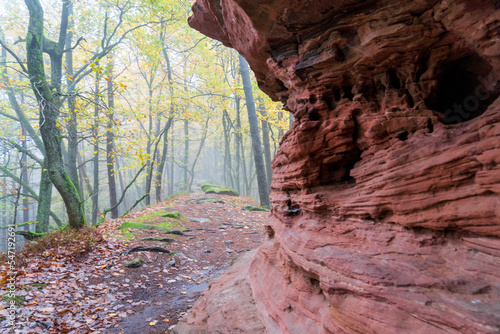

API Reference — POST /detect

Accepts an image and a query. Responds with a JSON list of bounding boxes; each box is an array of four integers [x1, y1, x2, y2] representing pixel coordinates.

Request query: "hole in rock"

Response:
[[265, 225, 275, 239], [405, 90, 415, 108], [309, 94, 318, 104], [427, 119, 434, 133], [333, 90, 341, 101], [308, 110, 321, 121], [342, 86, 354, 100], [425, 54, 500, 124], [323, 93, 336, 110], [310, 278, 320, 287], [397, 132, 408, 141], [388, 70, 401, 90]]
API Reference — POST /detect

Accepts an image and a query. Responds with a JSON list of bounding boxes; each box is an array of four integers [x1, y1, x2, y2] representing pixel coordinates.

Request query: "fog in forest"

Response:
[[0, 0, 292, 249]]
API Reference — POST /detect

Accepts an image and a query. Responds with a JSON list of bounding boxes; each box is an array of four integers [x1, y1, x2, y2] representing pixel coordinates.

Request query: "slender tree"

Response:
[[92, 71, 101, 224], [258, 101, 273, 187], [106, 57, 119, 218], [238, 55, 270, 208]]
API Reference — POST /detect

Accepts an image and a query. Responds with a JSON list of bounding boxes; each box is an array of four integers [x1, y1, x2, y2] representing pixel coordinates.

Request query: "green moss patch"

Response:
[[117, 229, 135, 241], [2, 294, 25, 306], [31, 282, 48, 290], [242, 205, 270, 212], [200, 183, 239, 196], [119, 221, 184, 234], [161, 211, 183, 219]]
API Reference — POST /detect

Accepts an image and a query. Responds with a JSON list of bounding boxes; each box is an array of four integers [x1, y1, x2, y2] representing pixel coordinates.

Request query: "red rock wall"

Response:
[[188, 1, 500, 333]]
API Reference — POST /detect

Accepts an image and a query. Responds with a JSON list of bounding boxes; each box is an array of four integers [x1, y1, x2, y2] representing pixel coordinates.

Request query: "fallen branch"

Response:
[[16, 230, 45, 241], [124, 246, 171, 256]]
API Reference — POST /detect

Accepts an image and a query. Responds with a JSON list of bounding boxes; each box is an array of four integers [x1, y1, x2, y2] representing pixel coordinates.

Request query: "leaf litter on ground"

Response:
[[0, 192, 268, 333]]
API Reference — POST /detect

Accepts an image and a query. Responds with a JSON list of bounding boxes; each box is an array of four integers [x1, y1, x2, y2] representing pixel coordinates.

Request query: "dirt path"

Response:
[[0, 193, 268, 333]]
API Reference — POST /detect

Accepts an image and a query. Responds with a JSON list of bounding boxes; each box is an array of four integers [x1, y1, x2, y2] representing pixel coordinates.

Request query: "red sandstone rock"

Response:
[[180, 0, 500, 333], [172, 250, 266, 334]]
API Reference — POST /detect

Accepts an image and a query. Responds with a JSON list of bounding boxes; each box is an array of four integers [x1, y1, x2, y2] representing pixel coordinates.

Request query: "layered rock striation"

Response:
[[180, 1, 500, 333]]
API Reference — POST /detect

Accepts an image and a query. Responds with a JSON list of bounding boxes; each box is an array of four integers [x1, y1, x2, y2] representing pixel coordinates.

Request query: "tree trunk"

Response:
[[169, 123, 175, 195], [24, 0, 86, 228], [36, 165, 52, 232], [92, 71, 100, 224], [234, 96, 241, 194], [2, 38, 52, 231], [21, 129, 29, 226], [238, 55, 270, 208], [187, 119, 210, 191], [155, 118, 174, 202], [278, 112, 285, 138], [65, 1, 80, 199], [115, 156, 128, 212], [222, 109, 234, 188], [106, 58, 118, 218], [258, 102, 273, 187], [183, 119, 189, 191], [144, 82, 155, 206]]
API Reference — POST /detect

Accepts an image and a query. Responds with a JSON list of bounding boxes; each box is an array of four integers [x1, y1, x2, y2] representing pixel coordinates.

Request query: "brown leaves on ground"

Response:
[[0, 192, 268, 333]]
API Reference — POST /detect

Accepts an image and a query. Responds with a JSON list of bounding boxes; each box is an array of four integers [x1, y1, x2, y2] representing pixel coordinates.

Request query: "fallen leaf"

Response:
[[149, 320, 157, 326]]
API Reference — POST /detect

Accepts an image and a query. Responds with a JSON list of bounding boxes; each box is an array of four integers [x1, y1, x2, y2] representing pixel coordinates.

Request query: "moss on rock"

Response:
[[161, 211, 183, 219], [201, 183, 239, 196], [242, 205, 270, 212], [125, 258, 144, 268]]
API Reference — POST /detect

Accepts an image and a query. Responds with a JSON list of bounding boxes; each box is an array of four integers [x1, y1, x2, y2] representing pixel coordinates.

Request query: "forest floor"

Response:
[[0, 192, 269, 333]]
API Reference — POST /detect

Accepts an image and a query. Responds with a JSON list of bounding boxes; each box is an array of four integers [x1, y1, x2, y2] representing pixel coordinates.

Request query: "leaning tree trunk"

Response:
[[24, 0, 85, 228], [238, 55, 270, 208]]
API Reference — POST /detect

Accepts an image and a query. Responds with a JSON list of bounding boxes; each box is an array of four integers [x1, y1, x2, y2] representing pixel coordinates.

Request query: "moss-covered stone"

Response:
[[242, 205, 270, 212], [201, 183, 239, 196], [125, 258, 144, 268], [161, 211, 183, 219]]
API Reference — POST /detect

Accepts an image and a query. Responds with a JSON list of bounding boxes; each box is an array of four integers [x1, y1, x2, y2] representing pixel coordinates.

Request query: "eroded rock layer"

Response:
[[184, 0, 500, 333]]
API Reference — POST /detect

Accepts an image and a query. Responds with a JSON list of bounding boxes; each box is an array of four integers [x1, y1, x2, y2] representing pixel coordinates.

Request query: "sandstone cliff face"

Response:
[[180, 1, 500, 333]]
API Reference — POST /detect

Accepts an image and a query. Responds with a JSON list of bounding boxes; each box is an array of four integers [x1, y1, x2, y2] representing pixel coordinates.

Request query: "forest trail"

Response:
[[1, 193, 269, 333]]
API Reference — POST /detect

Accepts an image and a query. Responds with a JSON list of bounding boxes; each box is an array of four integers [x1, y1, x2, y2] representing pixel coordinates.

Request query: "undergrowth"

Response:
[[0, 226, 104, 267]]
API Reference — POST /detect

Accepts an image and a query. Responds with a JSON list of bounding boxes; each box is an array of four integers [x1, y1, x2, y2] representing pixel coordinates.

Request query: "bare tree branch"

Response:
[[0, 39, 28, 73], [62, 36, 86, 53]]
